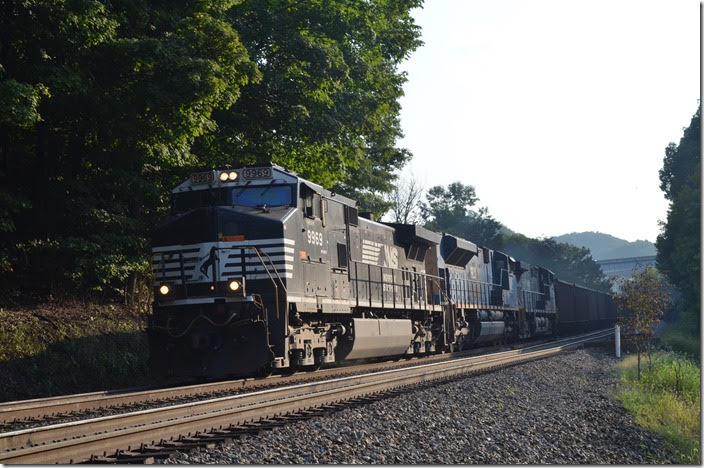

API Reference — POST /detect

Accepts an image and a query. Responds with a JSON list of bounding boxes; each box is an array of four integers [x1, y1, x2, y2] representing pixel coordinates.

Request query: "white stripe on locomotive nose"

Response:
[[225, 238, 295, 246], [151, 238, 294, 253], [238, 255, 293, 263], [154, 272, 193, 279], [222, 264, 293, 273], [243, 272, 293, 279], [225, 246, 294, 256]]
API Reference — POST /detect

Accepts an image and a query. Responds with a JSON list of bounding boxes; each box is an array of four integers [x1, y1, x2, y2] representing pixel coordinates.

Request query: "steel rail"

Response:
[[0, 329, 613, 464], [0, 329, 610, 424]]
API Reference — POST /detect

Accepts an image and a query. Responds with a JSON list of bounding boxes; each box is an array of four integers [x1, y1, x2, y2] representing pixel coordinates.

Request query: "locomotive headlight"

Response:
[[226, 277, 245, 297], [159, 284, 170, 295], [227, 171, 238, 181], [219, 171, 229, 182]]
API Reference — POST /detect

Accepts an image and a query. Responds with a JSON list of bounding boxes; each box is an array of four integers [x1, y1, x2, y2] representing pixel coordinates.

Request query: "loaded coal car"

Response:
[[554, 281, 617, 334], [148, 163, 615, 379]]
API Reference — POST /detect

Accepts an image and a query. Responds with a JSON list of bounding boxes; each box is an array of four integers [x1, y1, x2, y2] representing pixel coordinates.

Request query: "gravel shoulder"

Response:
[[162, 347, 673, 464]]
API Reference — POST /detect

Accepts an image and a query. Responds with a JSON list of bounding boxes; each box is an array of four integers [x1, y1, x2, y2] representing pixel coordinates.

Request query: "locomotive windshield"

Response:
[[172, 188, 228, 214], [231, 185, 293, 207], [171, 184, 295, 214]]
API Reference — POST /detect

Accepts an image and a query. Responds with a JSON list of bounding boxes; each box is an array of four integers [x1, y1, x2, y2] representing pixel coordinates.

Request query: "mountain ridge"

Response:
[[551, 231, 656, 261]]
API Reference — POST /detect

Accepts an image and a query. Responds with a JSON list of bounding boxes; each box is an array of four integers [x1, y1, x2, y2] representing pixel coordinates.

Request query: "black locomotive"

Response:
[[148, 164, 615, 377]]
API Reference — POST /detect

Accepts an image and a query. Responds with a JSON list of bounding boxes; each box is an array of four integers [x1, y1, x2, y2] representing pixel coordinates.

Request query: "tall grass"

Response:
[[615, 352, 701, 464]]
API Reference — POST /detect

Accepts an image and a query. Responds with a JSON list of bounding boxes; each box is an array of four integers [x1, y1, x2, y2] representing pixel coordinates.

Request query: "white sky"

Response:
[[396, 0, 700, 242]]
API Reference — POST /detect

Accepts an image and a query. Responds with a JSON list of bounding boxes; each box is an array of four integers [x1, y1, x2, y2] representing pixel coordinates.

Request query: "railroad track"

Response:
[[0, 329, 613, 464], [0, 334, 568, 428], [0, 346, 503, 430]]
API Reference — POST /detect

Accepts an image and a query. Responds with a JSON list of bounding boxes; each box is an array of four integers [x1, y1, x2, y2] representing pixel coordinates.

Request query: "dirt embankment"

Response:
[[0, 300, 154, 402]]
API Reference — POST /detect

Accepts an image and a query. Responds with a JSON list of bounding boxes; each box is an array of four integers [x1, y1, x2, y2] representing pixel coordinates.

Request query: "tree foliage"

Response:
[[656, 107, 700, 332], [0, 0, 421, 302], [420, 181, 504, 248], [500, 234, 612, 292], [194, 0, 422, 212], [420, 181, 612, 292]]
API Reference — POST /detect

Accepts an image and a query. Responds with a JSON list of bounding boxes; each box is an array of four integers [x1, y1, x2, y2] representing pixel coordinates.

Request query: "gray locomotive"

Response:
[[148, 164, 615, 377]]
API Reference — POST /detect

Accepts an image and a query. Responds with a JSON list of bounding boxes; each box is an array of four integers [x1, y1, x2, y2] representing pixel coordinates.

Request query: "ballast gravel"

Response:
[[161, 347, 673, 464]]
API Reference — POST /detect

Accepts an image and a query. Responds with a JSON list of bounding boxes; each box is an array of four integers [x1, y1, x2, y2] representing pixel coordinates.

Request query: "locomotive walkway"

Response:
[[0, 329, 612, 464]]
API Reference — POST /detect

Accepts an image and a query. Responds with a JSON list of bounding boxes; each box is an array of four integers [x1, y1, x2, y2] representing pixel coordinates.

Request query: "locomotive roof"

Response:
[[175, 163, 357, 207]]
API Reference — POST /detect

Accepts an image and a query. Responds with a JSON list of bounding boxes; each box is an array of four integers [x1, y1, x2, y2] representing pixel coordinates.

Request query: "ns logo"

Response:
[[382, 245, 398, 269]]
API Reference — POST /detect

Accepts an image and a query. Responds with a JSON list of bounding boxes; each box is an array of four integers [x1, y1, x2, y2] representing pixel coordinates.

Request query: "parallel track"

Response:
[[0, 329, 613, 464]]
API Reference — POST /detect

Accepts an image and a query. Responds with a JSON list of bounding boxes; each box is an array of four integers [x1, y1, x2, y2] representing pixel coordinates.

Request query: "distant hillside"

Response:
[[551, 231, 656, 261]]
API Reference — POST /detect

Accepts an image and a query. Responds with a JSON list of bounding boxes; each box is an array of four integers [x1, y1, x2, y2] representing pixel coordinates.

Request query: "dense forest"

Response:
[[0, 0, 423, 303]]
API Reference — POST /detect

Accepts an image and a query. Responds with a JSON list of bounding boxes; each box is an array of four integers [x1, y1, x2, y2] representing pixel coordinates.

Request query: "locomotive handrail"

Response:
[[348, 259, 445, 312], [242, 246, 284, 321], [245, 247, 288, 295]]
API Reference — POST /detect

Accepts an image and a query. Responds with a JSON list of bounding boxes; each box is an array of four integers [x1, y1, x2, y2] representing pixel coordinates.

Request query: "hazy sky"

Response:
[[396, 0, 700, 242]]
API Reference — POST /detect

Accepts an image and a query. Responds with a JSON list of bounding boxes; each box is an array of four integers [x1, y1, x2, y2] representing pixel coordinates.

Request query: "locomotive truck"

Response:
[[148, 164, 615, 378]]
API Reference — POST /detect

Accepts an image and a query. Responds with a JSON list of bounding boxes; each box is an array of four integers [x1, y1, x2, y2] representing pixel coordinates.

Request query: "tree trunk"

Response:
[[647, 337, 652, 374]]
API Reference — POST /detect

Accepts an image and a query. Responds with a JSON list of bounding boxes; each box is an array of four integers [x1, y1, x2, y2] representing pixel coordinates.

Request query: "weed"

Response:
[[615, 351, 701, 464]]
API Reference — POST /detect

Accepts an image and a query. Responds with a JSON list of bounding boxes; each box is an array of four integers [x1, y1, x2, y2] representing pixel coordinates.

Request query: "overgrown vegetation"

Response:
[[0, 302, 152, 401], [615, 352, 701, 464]]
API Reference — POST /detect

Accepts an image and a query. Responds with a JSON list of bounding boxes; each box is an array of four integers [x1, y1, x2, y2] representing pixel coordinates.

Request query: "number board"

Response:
[[190, 171, 214, 185], [242, 167, 273, 180]]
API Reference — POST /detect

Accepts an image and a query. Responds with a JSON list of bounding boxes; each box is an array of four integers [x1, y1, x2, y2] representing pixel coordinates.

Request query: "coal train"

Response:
[[148, 164, 616, 378]]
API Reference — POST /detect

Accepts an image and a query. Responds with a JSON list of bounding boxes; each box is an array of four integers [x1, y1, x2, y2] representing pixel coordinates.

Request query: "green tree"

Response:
[[0, 0, 422, 303], [0, 0, 258, 301], [421, 181, 504, 248], [194, 0, 423, 213], [616, 267, 671, 379], [656, 107, 700, 332]]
